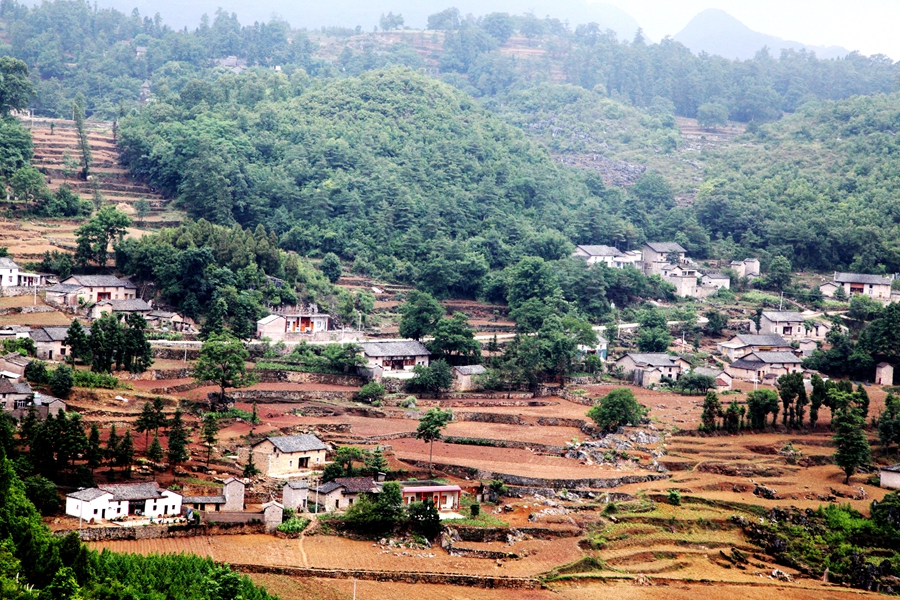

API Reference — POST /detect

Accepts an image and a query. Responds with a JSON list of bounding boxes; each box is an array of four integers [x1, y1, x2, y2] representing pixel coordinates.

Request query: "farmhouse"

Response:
[[756, 312, 831, 341], [247, 434, 328, 478], [876, 363, 894, 386], [281, 480, 309, 512], [399, 481, 462, 512], [726, 351, 803, 382], [313, 477, 378, 512], [65, 482, 182, 522], [182, 477, 245, 512], [0, 378, 32, 410], [572, 245, 623, 267], [716, 334, 792, 361], [615, 353, 690, 388], [660, 263, 701, 297], [693, 367, 733, 391], [822, 272, 894, 302], [46, 275, 137, 307], [700, 272, 731, 291], [642, 242, 687, 276], [729, 258, 761, 279], [880, 464, 900, 490], [0, 257, 48, 288], [29, 326, 73, 360], [578, 335, 608, 361], [359, 340, 430, 378], [453, 364, 486, 392], [10, 392, 66, 420], [0, 352, 31, 378], [146, 310, 193, 332], [255, 310, 331, 341], [89, 298, 153, 321]]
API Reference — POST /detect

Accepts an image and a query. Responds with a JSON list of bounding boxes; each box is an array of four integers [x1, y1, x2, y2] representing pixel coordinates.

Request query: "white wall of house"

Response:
[[880, 469, 900, 490]]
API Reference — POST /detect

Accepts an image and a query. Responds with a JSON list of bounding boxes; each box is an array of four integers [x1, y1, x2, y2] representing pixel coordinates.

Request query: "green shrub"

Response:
[[667, 489, 682, 506], [470, 503, 480, 517], [72, 369, 121, 389], [356, 382, 386, 403], [276, 517, 310, 534]]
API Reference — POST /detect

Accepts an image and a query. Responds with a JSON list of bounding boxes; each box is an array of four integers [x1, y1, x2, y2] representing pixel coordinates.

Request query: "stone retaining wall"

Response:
[[0, 285, 52, 298], [152, 347, 201, 360], [230, 564, 540, 589], [257, 370, 366, 387], [452, 526, 581, 542], [60, 521, 265, 541], [228, 390, 356, 403], [443, 436, 566, 456]]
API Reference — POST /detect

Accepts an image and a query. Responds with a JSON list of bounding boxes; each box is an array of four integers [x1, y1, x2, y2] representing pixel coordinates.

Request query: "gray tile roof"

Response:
[[0, 378, 29, 394], [30, 326, 72, 343], [286, 480, 309, 490], [12, 382, 32, 394], [729, 359, 766, 370], [882, 464, 900, 473], [1, 352, 31, 367], [645, 242, 686, 254], [703, 272, 731, 280], [359, 340, 429, 357], [746, 351, 802, 364], [834, 272, 893, 285], [67, 488, 111, 502], [694, 367, 726, 378], [66, 275, 136, 289], [762, 311, 805, 322], [0, 257, 18, 269], [332, 477, 377, 494], [183, 495, 226, 504], [314, 481, 343, 494], [98, 482, 170, 501], [623, 353, 684, 368], [257, 434, 327, 453], [454, 365, 486, 376], [576, 245, 623, 257], [47, 283, 84, 293], [98, 299, 152, 312], [733, 334, 791, 347]]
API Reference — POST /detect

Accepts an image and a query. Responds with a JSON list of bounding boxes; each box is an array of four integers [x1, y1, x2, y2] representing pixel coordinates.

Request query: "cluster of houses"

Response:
[[573, 242, 759, 299], [64, 433, 462, 527]]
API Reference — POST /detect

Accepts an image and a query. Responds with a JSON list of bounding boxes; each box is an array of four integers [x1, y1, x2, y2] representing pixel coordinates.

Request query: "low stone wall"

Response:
[[453, 411, 523, 425], [257, 370, 366, 387], [230, 564, 540, 589], [443, 436, 566, 456], [227, 390, 357, 403], [152, 347, 201, 360], [447, 544, 518, 560], [121, 367, 193, 381], [61, 521, 265, 541], [452, 526, 581, 542], [0, 285, 52, 298], [405, 459, 670, 490]]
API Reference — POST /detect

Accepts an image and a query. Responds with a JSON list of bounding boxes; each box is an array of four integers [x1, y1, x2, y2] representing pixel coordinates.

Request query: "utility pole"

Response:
[[779, 292, 784, 311]]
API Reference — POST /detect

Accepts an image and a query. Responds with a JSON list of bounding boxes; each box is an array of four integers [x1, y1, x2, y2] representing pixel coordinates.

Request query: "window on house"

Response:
[[94, 509, 98, 514]]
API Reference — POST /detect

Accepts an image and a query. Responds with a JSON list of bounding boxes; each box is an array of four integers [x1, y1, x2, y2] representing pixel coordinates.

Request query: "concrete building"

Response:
[[829, 272, 894, 301], [0, 257, 17, 287], [247, 434, 328, 478], [0, 378, 33, 410], [453, 364, 487, 392], [693, 367, 733, 391], [255, 310, 331, 341], [46, 275, 137, 307], [399, 481, 462, 512], [90, 298, 153, 321], [729, 258, 761, 279], [725, 351, 803, 382], [0, 352, 31, 378], [182, 477, 245, 512], [876, 363, 894, 386], [578, 336, 608, 361], [756, 312, 831, 341], [359, 340, 430, 379], [880, 464, 900, 490], [261, 501, 284, 532], [642, 242, 687, 276], [65, 482, 182, 522], [716, 334, 792, 361], [282, 480, 309, 512], [572, 245, 624, 267]]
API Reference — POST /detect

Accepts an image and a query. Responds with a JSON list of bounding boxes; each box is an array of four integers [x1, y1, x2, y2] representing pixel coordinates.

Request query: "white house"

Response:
[[182, 477, 245, 512], [65, 482, 182, 522], [282, 480, 310, 512], [255, 311, 331, 341], [572, 245, 623, 267], [729, 258, 761, 279], [0, 258, 19, 287], [880, 464, 900, 490], [725, 351, 803, 382], [246, 434, 328, 478], [359, 340, 430, 378], [312, 477, 378, 512], [756, 312, 831, 342], [615, 353, 690, 388]]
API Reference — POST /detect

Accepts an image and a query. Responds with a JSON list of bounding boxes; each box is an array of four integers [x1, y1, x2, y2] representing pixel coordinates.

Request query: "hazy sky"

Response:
[[596, 0, 900, 58]]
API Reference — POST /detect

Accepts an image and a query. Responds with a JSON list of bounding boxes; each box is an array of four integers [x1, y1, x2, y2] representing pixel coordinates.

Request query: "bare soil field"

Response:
[[443, 421, 584, 446], [0, 310, 71, 326]]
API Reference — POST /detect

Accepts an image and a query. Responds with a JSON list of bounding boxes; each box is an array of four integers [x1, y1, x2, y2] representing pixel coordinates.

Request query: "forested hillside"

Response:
[[698, 93, 900, 272]]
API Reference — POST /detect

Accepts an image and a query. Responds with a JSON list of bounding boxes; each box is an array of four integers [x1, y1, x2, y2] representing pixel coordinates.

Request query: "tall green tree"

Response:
[[415, 407, 453, 474], [49, 365, 74, 398], [588, 388, 648, 431], [115, 430, 134, 474], [426, 313, 481, 365], [74, 207, 131, 267], [72, 95, 92, 180], [63, 320, 91, 366], [86, 423, 103, 474], [0, 56, 35, 116], [200, 413, 219, 467], [135, 402, 155, 449], [832, 405, 871, 484], [193, 333, 256, 409], [398, 290, 444, 340], [147, 434, 164, 463], [166, 407, 190, 475]]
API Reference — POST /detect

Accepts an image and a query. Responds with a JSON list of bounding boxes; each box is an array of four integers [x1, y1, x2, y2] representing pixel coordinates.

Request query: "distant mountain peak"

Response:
[[673, 9, 850, 60]]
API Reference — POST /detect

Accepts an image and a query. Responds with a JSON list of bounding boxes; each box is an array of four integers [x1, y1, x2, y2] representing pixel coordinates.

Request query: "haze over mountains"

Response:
[[672, 9, 850, 60]]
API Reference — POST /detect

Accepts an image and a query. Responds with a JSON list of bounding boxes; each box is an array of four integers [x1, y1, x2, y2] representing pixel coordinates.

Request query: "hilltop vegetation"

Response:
[[699, 92, 900, 272]]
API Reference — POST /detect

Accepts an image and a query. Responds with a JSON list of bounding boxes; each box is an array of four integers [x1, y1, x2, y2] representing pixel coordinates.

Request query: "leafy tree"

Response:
[[50, 365, 74, 398], [320, 252, 342, 283], [407, 499, 442, 539], [115, 430, 134, 474], [416, 407, 453, 474], [365, 447, 388, 474], [105, 424, 120, 465], [481, 12, 515, 43], [9, 166, 47, 206], [379, 11, 404, 31], [63, 320, 91, 366], [637, 326, 672, 352], [86, 423, 103, 474], [764, 256, 792, 290], [24, 475, 60, 515], [426, 313, 481, 365], [151, 396, 167, 438], [24, 359, 49, 384], [355, 382, 385, 404], [323, 446, 366, 481], [832, 405, 871, 484], [135, 402, 155, 449], [777, 372, 807, 428], [193, 333, 256, 409], [696, 102, 729, 129], [134, 198, 149, 227], [407, 359, 453, 396], [676, 372, 716, 395], [427, 7, 460, 30], [700, 391, 723, 430], [0, 56, 35, 116], [809, 373, 828, 427], [704, 310, 728, 336], [587, 388, 648, 431], [200, 413, 219, 467], [723, 400, 744, 433], [72, 95, 91, 180], [147, 434, 164, 463], [398, 290, 444, 340], [200, 297, 228, 341], [74, 207, 131, 267]]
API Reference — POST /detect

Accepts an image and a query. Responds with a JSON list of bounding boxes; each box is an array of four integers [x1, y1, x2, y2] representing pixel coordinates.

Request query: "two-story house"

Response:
[[46, 275, 137, 307], [822, 272, 894, 302], [756, 311, 831, 342], [716, 334, 792, 361], [246, 434, 328, 477], [615, 353, 690, 387], [642, 242, 687, 276]]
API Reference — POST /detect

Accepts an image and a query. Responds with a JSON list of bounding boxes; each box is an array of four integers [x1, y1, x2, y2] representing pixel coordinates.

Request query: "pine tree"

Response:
[[116, 430, 134, 475], [64, 320, 91, 365], [833, 405, 872, 484], [166, 407, 190, 475], [365, 447, 388, 474], [243, 452, 260, 478], [86, 423, 103, 474], [251, 401, 260, 425], [200, 297, 227, 341], [200, 413, 219, 467], [135, 401, 155, 449], [106, 424, 120, 464], [151, 396, 167, 437], [147, 434, 164, 463]]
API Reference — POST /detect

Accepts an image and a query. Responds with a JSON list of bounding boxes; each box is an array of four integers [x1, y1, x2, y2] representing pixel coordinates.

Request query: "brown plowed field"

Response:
[[443, 421, 583, 446], [89, 534, 584, 577]]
